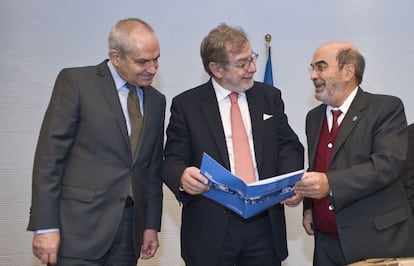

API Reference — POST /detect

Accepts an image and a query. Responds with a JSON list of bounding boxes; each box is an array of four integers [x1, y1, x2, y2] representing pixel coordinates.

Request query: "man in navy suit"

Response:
[[28, 18, 165, 265], [163, 23, 304, 266], [295, 41, 414, 265]]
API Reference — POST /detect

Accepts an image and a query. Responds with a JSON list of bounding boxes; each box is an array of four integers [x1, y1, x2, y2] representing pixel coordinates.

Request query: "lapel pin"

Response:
[[352, 116, 358, 122]]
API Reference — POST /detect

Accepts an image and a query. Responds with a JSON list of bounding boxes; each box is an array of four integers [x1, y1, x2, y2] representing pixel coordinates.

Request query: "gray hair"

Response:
[[200, 23, 249, 77], [337, 48, 365, 85], [108, 18, 154, 58]]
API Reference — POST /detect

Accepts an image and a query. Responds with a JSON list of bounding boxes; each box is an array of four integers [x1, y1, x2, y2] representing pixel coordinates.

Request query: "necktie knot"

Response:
[[229, 92, 239, 103], [331, 109, 342, 120], [331, 109, 342, 134], [126, 83, 135, 91]]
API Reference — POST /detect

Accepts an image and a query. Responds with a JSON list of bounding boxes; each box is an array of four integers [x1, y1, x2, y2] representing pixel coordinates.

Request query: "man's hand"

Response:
[[180, 166, 209, 195], [302, 209, 314, 235], [32, 231, 60, 265], [140, 229, 159, 260], [294, 171, 330, 199], [281, 193, 303, 207]]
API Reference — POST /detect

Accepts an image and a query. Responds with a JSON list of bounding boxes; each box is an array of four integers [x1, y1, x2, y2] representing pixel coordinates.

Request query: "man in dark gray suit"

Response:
[[295, 41, 414, 265], [27, 18, 165, 265], [163, 23, 304, 266], [406, 123, 414, 215]]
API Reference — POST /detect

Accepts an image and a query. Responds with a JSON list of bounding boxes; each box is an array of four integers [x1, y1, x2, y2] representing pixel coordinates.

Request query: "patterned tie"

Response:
[[229, 92, 256, 184], [126, 84, 143, 157], [331, 109, 342, 134]]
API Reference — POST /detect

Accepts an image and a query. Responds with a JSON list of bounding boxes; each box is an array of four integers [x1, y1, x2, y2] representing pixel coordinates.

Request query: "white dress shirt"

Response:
[[212, 78, 258, 181], [326, 86, 358, 131]]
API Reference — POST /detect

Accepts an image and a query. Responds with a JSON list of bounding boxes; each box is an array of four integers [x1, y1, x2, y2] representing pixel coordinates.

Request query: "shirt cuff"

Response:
[[34, 228, 60, 235]]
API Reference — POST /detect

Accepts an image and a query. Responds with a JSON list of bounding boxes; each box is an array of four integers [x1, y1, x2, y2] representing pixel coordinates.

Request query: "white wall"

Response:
[[1, 0, 413, 265]]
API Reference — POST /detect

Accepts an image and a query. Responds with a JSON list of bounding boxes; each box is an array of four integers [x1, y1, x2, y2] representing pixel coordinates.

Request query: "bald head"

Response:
[[309, 41, 366, 107], [313, 41, 365, 85], [317, 41, 358, 53], [108, 18, 160, 87], [108, 18, 158, 59]]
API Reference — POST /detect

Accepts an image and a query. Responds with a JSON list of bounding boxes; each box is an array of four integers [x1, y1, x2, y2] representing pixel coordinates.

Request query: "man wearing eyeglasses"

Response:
[[163, 23, 304, 266], [294, 41, 414, 265]]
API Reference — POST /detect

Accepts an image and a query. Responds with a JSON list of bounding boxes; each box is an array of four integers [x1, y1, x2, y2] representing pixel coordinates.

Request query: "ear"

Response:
[[108, 49, 120, 66], [343, 64, 355, 82], [209, 62, 224, 79]]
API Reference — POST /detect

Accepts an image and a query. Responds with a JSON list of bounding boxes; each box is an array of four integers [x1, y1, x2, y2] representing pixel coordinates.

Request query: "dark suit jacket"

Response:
[[405, 123, 414, 215], [163, 80, 304, 265], [27, 60, 165, 259], [304, 88, 414, 264]]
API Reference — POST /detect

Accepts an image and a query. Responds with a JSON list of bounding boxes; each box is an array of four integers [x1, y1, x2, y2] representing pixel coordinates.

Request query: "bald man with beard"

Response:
[[294, 41, 414, 265]]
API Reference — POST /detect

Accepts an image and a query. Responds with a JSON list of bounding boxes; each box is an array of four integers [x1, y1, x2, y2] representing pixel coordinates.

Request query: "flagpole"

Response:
[[263, 34, 274, 86], [265, 34, 272, 57]]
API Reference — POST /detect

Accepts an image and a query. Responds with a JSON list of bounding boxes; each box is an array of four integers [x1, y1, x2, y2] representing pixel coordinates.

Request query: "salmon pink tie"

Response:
[[229, 92, 256, 184]]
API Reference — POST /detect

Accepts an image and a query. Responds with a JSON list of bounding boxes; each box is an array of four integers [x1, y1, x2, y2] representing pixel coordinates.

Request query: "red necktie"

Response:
[[331, 109, 342, 134], [229, 92, 256, 184]]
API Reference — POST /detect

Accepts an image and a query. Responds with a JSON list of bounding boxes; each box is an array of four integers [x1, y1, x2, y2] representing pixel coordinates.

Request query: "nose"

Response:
[[145, 60, 158, 74], [310, 69, 319, 80], [248, 61, 257, 73]]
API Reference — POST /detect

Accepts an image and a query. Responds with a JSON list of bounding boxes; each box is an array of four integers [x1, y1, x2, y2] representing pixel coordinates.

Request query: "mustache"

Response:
[[313, 79, 325, 87]]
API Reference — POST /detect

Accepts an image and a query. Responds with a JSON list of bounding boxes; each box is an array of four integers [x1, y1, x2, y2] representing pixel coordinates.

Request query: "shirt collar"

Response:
[[107, 60, 128, 91], [211, 78, 246, 102], [327, 86, 358, 115]]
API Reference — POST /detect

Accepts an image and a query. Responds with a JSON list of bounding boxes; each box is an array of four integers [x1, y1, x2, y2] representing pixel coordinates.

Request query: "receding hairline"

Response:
[[318, 41, 359, 54], [108, 18, 158, 57], [114, 18, 154, 33]]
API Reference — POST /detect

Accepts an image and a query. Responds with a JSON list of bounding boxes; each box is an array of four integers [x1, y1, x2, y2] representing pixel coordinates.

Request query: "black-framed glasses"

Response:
[[229, 52, 259, 70]]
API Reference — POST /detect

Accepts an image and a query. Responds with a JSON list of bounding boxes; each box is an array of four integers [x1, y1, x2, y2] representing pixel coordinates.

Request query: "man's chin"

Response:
[[243, 80, 254, 90], [314, 91, 325, 102], [314, 86, 325, 95], [137, 80, 154, 87]]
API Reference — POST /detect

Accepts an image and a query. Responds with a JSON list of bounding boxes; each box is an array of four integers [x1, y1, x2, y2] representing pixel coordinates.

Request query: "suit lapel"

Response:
[[331, 88, 366, 160], [307, 104, 326, 170], [246, 87, 264, 173], [132, 86, 158, 163], [96, 60, 130, 150], [199, 81, 230, 169]]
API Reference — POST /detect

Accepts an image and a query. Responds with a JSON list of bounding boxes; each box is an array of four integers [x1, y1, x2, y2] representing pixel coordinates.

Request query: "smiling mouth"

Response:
[[313, 80, 325, 89], [141, 74, 154, 80]]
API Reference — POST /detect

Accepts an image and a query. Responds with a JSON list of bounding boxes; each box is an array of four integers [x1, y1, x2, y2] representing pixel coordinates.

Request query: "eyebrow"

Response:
[[134, 55, 160, 63], [311, 60, 328, 67], [233, 55, 250, 63]]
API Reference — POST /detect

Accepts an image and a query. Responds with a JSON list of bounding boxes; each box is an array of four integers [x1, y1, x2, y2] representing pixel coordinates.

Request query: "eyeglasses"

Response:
[[308, 63, 344, 74], [308, 64, 329, 74], [229, 52, 259, 70]]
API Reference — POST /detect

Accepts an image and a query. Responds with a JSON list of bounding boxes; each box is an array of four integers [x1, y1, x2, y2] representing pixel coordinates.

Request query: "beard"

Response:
[[313, 79, 342, 106]]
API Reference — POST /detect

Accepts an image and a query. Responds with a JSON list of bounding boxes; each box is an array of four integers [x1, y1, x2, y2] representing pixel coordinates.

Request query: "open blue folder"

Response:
[[200, 152, 304, 219]]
